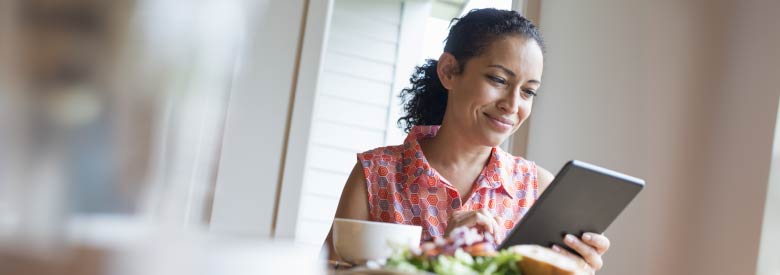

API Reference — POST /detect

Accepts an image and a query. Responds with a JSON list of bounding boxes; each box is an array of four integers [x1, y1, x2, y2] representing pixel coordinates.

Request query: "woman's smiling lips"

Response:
[[484, 112, 515, 132]]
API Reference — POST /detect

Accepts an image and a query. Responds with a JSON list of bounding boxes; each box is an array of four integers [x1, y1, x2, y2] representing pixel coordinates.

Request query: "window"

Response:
[[285, 0, 516, 252]]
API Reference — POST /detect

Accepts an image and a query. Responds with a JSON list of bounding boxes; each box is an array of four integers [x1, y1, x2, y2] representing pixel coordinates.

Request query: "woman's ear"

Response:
[[437, 52, 459, 91]]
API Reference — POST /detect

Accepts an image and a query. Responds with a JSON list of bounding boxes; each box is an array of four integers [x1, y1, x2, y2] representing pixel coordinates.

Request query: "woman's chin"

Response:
[[470, 124, 514, 148], [481, 134, 510, 148]]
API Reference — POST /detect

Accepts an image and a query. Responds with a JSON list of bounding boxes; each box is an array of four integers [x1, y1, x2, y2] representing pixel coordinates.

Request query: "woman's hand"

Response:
[[551, 232, 610, 273], [444, 209, 500, 237]]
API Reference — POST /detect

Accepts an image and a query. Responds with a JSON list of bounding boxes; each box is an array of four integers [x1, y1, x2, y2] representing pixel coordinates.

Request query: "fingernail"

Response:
[[552, 245, 561, 252], [583, 233, 592, 241], [565, 234, 575, 243]]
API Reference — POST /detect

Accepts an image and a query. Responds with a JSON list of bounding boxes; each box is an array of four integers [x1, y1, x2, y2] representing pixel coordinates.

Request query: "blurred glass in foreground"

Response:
[[0, 0, 321, 274], [0, 0, 232, 240]]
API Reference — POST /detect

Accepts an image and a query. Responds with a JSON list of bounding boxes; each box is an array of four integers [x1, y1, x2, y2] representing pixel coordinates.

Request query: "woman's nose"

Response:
[[497, 90, 520, 114]]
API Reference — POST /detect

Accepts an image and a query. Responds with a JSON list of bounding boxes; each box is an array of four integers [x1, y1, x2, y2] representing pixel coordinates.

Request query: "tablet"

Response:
[[498, 160, 645, 255]]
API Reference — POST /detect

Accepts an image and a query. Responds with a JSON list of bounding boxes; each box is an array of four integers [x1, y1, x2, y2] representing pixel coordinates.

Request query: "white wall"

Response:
[[209, 0, 306, 238], [528, 0, 779, 274], [700, 2, 780, 274], [757, 99, 780, 275]]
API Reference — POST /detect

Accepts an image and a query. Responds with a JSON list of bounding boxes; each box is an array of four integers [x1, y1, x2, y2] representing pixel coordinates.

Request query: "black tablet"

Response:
[[498, 160, 645, 255]]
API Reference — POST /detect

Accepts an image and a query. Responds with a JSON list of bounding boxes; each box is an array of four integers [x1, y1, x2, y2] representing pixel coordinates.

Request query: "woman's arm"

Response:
[[322, 160, 370, 261], [537, 165, 555, 194]]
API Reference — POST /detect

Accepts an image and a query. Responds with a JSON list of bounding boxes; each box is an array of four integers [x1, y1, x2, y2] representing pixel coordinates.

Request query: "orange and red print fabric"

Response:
[[358, 125, 539, 246]]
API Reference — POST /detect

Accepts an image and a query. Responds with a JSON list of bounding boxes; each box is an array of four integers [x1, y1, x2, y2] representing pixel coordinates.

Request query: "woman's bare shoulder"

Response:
[[505, 152, 553, 194], [536, 165, 555, 194]]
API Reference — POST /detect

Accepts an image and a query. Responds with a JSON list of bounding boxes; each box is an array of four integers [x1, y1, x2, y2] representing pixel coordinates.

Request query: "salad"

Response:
[[379, 227, 524, 275]]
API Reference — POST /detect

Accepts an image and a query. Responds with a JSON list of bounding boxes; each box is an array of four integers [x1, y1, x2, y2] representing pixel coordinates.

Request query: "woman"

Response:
[[325, 8, 610, 272]]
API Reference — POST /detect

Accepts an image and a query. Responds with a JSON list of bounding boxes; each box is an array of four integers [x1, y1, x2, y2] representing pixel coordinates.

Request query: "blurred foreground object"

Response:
[[0, 216, 324, 275], [0, 0, 241, 234], [0, 0, 247, 270]]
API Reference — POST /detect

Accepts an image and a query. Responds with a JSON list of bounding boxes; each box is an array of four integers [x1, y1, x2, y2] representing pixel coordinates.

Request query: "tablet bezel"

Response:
[[497, 160, 645, 254]]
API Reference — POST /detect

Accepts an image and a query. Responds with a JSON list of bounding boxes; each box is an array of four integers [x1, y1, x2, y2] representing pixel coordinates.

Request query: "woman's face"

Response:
[[438, 36, 544, 147]]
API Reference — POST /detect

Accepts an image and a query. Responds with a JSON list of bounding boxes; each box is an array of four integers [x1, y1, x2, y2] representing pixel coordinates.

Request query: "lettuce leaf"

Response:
[[385, 247, 523, 275]]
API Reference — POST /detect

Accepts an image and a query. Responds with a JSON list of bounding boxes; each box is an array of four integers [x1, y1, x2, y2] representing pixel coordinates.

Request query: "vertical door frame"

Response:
[[273, 0, 334, 239]]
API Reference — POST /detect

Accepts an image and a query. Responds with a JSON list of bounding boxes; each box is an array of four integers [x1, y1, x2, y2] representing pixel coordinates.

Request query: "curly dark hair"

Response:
[[397, 8, 545, 133]]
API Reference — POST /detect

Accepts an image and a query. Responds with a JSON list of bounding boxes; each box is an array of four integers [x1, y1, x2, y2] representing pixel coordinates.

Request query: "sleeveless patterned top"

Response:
[[357, 125, 539, 246]]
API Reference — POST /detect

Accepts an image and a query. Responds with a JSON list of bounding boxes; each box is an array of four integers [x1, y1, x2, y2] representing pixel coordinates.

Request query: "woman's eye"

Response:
[[522, 89, 537, 98], [487, 75, 506, 85]]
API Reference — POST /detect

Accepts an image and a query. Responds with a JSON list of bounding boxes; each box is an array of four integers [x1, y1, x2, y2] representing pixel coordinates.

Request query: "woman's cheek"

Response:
[[518, 104, 532, 123]]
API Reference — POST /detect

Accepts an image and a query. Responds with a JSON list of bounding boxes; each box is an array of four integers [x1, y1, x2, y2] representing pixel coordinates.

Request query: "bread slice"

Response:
[[508, 245, 592, 275]]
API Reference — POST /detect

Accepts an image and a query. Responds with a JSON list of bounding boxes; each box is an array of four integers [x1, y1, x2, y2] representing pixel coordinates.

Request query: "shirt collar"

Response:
[[401, 125, 516, 199], [473, 147, 517, 199]]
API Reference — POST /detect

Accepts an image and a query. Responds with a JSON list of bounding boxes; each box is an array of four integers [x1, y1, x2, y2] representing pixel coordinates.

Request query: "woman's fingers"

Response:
[[551, 245, 595, 275], [551, 244, 580, 260], [582, 232, 610, 254], [446, 211, 482, 234], [475, 214, 493, 234], [443, 212, 460, 236], [445, 210, 500, 236], [551, 233, 609, 272], [477, 209, 499, 234], [563, 234, 603, 270], [445, 211, 475, 236]]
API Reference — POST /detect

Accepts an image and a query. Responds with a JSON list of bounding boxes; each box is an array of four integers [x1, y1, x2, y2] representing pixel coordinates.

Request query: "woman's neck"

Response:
[[420, 123, 493, 175]]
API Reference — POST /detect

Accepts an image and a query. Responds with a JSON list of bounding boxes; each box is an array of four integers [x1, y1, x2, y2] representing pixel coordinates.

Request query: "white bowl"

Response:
[[332, 218, 422, 264]]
